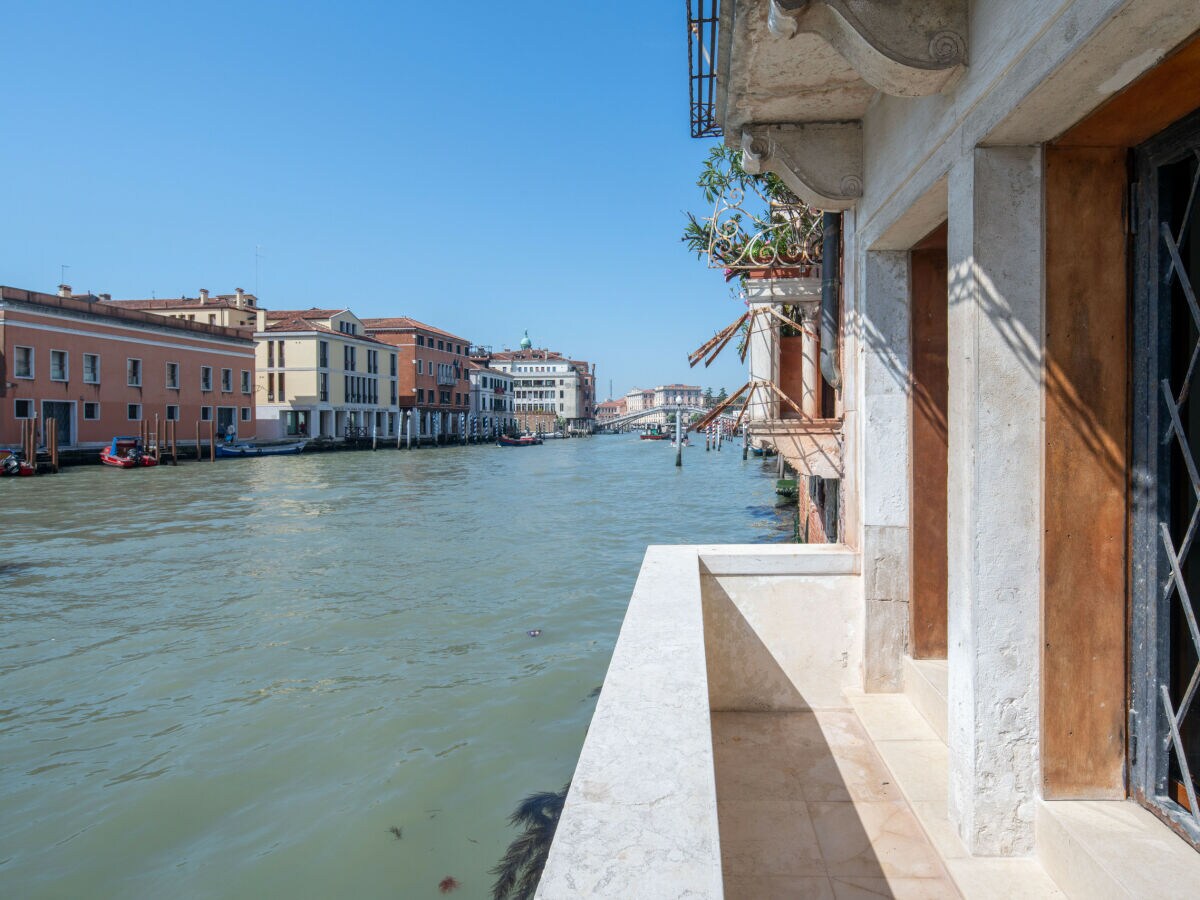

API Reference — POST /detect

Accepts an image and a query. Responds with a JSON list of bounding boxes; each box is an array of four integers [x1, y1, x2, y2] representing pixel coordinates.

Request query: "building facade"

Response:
[[596, 398, 627, 425], [104, 288, 264, 330], [652, 383, 703, 409], [479, 339, 596, 432], [1, 285, 256, 448], [467, 362, 515, 437], [362, 317, 472, 442], [540, 3, 1200, 897], [255, 308, 398, 440]]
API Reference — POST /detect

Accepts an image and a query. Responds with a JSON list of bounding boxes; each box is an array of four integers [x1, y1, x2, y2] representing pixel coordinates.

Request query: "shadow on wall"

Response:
[[701, 570, 950, 898], [854, 249, 1124, 485]]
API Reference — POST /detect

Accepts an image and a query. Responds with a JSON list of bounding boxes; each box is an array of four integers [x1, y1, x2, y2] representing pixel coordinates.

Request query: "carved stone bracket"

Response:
[[768, 0, 967, 97], [741, 123, 863, 211]]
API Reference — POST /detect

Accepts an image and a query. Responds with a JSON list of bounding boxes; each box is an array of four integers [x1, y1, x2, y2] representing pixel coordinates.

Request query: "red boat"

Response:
[[0, 450, 34, 477], [99, 436, 158, 468], [498, 435, 543, 447]]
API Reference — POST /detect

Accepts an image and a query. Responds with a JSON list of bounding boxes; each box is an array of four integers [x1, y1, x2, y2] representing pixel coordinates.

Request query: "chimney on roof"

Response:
[[199, 288, 209, 305], [57, 284, 71, 298], [235, 288, 246, 308], [99, 293, 111, 303]]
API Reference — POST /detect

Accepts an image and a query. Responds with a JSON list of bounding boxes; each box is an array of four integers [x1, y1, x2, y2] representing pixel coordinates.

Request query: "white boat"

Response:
[[215, 440, 306, 458]]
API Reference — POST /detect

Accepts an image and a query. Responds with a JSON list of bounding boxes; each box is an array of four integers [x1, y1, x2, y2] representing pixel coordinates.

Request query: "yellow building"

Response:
[[104, 288, 265, 330], [255, 308, 399, 440]]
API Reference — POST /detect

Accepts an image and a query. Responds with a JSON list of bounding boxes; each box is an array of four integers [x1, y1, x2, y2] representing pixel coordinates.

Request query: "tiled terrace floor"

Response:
[[713, 710, 960, 899]]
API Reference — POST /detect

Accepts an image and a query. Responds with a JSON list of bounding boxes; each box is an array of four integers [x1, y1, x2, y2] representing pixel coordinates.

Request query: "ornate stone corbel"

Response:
[[768, 0, 967, 97], [741, 123, 863, 211]]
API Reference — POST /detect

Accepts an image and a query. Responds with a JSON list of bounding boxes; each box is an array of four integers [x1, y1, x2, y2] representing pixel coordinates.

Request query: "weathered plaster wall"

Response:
[[858, 250, 912, 691]]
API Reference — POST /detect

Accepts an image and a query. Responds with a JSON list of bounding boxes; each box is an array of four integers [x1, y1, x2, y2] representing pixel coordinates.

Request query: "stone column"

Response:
[[800, 305, 821, 418], [746, 297, 778, 422], [860, 250, 912, 691], [946, 146, 1043, 856]]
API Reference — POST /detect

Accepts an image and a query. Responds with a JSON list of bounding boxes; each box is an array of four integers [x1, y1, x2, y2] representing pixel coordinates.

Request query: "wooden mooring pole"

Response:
[[209, 419, 216, 462], [195, 421, 202, 461], [170, 419, 178, 465], [47, 418, 58, 473]]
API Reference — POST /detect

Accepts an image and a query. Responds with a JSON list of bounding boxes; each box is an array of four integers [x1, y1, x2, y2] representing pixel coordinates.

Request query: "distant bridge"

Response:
[[597, 405, 738, 432]]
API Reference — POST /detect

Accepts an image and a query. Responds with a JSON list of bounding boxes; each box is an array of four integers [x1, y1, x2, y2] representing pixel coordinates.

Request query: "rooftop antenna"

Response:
[[255, 245, 264, 297], [60, 263, 70, 284]]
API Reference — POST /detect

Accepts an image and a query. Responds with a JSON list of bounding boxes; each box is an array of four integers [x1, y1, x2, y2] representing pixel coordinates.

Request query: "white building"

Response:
[[481, 334, 596, 431], [467, 362, 515, 437], [539, 3, 1200, 897]]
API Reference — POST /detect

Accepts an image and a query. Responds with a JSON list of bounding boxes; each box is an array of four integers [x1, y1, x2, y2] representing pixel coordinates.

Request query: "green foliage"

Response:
[[681, 145, 822, 270]]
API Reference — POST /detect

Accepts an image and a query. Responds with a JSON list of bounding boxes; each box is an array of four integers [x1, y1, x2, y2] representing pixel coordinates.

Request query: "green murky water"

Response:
[[0, 435, 790, 898]]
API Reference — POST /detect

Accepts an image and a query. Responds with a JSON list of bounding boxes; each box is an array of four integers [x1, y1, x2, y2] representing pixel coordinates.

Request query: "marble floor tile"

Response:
[[809, 801, 946, 880], [830, 875, 961, 899], [718, 799, 826, 877], [725, 874, 836, 899], [873, 740, 948, 804]]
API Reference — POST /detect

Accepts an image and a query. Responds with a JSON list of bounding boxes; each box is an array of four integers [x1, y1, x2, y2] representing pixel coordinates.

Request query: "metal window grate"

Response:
[[687, 0, 721, 138], [1157, 149, 1200, 831]]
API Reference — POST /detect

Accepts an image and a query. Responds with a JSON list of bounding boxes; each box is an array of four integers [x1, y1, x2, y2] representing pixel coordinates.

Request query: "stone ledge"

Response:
[[1037, 799, 1200, 899], [536, 545, 722, 898]]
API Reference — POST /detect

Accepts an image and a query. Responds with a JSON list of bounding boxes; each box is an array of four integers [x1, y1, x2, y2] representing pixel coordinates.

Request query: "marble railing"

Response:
[[536, 543, 860, 898]]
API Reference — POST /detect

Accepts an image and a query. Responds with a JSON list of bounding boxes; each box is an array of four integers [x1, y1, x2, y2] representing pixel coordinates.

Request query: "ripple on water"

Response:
[[0, 437, 792, 895]]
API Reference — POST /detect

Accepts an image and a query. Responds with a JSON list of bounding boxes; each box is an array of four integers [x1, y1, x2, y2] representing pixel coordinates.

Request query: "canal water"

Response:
[[1, 435, 792, 899]]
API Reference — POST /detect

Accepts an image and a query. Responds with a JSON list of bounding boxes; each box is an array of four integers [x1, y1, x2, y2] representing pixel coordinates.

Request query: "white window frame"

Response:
[[201, 406, 212, 421], [127, 358, 142, 387], [200, 366, 213, 392], [221, 368, 233, 393], [14, 346, 34, 379], [14, 398, 33, 418], [165, 361, 180, 390], [127, 403, 142, 421], [240, 370, 251, 394], [83, 353, 100, 384], [165, 405, 180, 422], [49, 349, 69, 382], [240, 407, 251, 422], [83, 401, 100, 420]]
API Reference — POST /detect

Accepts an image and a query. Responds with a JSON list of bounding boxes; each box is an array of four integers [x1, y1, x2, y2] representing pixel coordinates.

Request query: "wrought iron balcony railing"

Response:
[[687, 0, 721, 139]]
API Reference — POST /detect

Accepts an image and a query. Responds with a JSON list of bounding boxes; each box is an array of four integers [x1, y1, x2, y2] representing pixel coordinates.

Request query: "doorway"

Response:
[[41, 401, 74, 447], [910, 223, 949, 659], [1131, 108, 1200, 845]]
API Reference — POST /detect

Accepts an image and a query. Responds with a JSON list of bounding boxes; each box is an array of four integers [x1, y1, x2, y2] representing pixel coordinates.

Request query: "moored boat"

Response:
[[215, 440, 306, 458], [498, 435, 542, 447], [100, 437, 158, 468], [0, 450, 34, 477]]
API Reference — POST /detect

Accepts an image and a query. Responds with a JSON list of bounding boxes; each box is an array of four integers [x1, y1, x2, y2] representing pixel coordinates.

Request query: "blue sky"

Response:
[[0, 2, 745, 398]]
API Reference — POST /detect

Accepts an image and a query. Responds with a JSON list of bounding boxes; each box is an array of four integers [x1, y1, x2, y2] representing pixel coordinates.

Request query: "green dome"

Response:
[[519, 330, 532, 350]]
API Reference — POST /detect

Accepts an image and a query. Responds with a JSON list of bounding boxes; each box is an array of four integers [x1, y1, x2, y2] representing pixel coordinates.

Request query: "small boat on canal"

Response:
[[640, 426, 670, 441], [498, 435, 542, 447], [0, 450, 34, 477], [215, 440, 306, 458], [100, 437, 158, 468]]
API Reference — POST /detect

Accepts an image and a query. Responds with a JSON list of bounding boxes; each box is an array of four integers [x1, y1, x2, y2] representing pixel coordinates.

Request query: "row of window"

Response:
[[415, 334, 465, 355], [13, 398, 251, 423], [517, 390, 566, 399], [415, 389, 468, 406], [12, 347, 250, 393], [516, 402, 566, 412], [414, 359, 463, 381]]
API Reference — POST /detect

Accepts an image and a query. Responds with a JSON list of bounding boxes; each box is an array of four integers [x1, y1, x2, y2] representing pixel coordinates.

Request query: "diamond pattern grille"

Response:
[[1158, 149, 1200, 828]]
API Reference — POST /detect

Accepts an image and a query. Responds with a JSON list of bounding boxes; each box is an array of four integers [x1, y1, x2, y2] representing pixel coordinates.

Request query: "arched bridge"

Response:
[[597, 405, 738, 432]]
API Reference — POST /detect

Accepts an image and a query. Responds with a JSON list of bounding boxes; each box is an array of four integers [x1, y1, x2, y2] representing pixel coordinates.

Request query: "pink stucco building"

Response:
[[1, 285, 257, 449]]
